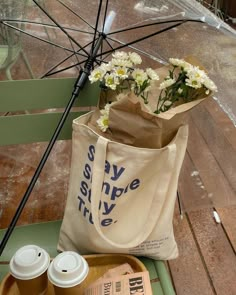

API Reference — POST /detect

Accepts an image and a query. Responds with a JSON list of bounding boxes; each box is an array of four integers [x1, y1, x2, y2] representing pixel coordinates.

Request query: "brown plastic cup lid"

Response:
[[47, 251, 89, 288], [9, 245, 50, 280]]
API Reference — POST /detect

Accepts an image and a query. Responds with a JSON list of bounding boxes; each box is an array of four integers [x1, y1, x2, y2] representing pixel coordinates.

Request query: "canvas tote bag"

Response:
[[58, 111, 188, 260]]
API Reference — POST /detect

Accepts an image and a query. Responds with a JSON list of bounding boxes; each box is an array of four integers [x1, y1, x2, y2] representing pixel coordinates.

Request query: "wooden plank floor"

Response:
[[168, 99, 236, 295]]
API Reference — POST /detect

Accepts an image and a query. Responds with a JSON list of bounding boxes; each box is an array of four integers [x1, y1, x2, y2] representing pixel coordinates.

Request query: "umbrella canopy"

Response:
[[1, 0, 236, 120], [0, 1, 236, 227]]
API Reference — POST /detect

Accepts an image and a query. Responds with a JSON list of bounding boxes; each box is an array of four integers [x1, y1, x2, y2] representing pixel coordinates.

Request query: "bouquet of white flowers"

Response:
[[89, 52, 217, 135]]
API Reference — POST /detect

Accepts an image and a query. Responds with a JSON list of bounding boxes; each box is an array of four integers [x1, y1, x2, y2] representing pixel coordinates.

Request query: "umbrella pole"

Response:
[[0, 35, 105, 256]]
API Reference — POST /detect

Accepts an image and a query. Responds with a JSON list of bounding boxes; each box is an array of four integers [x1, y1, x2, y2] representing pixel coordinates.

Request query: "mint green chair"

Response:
[[0, 23, 21, 79], [0, 78, 175, 294], [0, 3, 34, 79]]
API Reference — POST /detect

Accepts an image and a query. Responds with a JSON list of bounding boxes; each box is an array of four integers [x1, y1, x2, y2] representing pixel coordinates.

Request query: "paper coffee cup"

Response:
[[47, 251, 89, 295], [9, 245, 50, 295]]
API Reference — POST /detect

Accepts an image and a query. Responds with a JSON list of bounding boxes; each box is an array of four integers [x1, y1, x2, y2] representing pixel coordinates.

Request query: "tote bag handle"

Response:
[[90, 136, 176, 249]]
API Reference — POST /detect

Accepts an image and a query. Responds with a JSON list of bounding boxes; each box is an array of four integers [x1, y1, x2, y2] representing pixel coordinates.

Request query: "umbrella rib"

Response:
[[97, 38, 114, 63], [102, 0, 109, 33], [99, 51, 113, 63], [100, 38, 104, 64], [67, 37, 81, 72], [107, 18, 203, 35], [104, 38, 114, 50], [40, 53, 74, 78], [32, 0, 89, 56], [46, 50, 103, 76], [43, 59, 87, 77], [41, 53, 77, 78], [1, 21, 83, 55], [41, 39, 98, 78], [95, 39, 114, 66], [2, 19, 95, 35], [91, 0, 103, 53], [97, 20, 189, 57], [55, 0, 95, 31]]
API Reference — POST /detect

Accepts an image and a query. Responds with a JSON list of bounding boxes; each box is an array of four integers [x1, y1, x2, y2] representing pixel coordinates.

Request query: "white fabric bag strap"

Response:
[[90, 136, 177, 248]]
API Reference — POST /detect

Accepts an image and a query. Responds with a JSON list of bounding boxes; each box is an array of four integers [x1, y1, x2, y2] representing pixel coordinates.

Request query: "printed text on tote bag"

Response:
[[77, 145, 141, 227]]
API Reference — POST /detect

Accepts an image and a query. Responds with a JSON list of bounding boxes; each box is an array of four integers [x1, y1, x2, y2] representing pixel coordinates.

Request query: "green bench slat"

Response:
[[154, 261, 176, 295], [0, 77, 100, 145], [0, 78, 99, 112], [139, 257, 164, 295], [0, 111, 86, 145]]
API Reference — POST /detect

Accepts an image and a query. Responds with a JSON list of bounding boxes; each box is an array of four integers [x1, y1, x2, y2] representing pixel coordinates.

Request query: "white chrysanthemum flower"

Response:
[[186, 65, 217, 92], [169, 58, 191, 70], [186, 66, 207, 83], [114, 66, 129, 79], [185, 77, 202, 89], [203, 77, 218, 92], [100, 102, 114, 116], [185, 66, 208, 89], [104, 73, 119, 90], [104, 102, 113, 112], [112, 51, 128, 60], [146, 68, 159, 80], [89, 68, 106, 83], [100, 62, 112, 72], [111, 58, 132, 68], [132, 69, 148, 86], [169, 58, 182, 66], [128, 52, 142, 65], [97, 114, 109, 132], [177, 88, 183, 94], [159, 78, 176, 90]]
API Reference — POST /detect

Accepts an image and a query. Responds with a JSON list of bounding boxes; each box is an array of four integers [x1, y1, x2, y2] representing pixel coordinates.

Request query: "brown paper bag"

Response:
[[91, 57, 211, 149]]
